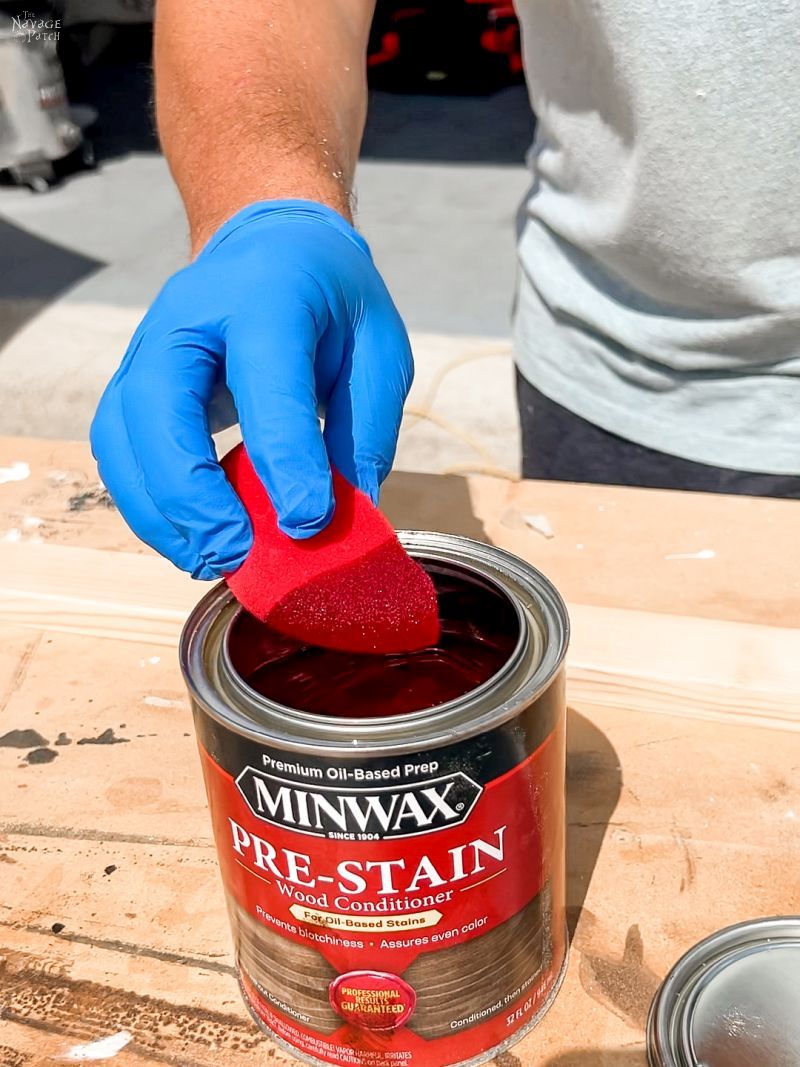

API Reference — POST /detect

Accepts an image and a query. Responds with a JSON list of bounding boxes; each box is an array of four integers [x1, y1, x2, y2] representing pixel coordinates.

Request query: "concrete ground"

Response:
[[0, 32, 534, 477]]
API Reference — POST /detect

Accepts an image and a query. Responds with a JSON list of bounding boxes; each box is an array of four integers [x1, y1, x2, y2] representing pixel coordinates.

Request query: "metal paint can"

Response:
[[648, 916, 800, 1067], [180, 532, 569, 1067]]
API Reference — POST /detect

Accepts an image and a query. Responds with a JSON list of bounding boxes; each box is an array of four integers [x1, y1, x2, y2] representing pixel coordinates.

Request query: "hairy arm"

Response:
[[154, 0, 377, 253], [92, 0, 411, 579]]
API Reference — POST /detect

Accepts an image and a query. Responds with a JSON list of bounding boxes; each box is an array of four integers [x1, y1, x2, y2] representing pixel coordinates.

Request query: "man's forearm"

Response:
[[154, 0, 376, 253]]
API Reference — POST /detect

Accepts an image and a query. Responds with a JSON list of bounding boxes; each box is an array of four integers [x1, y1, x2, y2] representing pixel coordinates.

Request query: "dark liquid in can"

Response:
[[227, 564, 520, 717]]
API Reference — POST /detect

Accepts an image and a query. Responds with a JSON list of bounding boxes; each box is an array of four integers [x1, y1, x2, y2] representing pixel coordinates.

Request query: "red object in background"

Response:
[[221, 444, 440, 655], [367, 0, 523, 90], [477, 4, 524, 75], [368, 30, 401, 67]]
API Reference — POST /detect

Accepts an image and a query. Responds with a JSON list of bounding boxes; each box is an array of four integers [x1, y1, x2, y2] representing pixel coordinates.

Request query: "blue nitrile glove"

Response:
[[90, 200, 413, 580]]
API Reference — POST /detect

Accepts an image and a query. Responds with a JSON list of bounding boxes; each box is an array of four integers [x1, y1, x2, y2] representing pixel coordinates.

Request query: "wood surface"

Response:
[[1, 438, 799, 1067]]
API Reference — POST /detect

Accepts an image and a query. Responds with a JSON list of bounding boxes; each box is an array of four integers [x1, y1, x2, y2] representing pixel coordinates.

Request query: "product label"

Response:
[[235, 767, 482, 838], [329, 972, 417, 1031], [195, 678, 566, 1067]]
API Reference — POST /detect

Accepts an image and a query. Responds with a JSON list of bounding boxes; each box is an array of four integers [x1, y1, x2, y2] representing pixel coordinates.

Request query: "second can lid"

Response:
[[647, 917, 800, 1067]]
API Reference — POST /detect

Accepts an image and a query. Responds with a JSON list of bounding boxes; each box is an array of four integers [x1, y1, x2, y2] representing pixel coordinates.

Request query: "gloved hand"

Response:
[[90, 200, 413, 580]]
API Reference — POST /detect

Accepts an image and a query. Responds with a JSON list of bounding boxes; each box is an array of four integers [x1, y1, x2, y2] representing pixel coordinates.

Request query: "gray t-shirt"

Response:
[[514, 0, 800, 474]]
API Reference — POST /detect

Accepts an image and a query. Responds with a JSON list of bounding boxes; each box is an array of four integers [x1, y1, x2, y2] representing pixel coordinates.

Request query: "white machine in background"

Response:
[[0, 10, 96, 190]]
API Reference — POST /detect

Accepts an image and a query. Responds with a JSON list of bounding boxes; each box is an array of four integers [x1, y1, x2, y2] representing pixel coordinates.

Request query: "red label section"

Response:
[[199, 718, 566, 1067], [330, 971, 417, 1031]]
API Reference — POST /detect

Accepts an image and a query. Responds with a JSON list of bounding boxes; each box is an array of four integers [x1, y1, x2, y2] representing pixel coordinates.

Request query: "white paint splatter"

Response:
[[0, 461, 30, 484], [64, 1030, 132, 1061], [2, 524, 45, 543], [576, 543, 585, 550], [785, 810, 796, 821], [23, 515, 44, 528], [665, 548, 716, 560], [138, 656, 161, 668], [143, 695, 182, 709], [523, 513, 555, 539]]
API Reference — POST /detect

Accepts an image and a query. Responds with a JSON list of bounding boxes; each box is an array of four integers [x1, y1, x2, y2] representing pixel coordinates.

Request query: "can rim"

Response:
[[647, 915, 800, 1067], [179, 531, 570, 756]]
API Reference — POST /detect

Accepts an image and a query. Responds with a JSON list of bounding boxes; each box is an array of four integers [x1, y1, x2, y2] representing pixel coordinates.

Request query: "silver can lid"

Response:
[[648, 917, 800, 1067]]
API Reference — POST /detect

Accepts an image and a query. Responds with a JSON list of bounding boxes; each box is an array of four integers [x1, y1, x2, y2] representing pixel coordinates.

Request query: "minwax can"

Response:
[[180, 532, 569, 1067]]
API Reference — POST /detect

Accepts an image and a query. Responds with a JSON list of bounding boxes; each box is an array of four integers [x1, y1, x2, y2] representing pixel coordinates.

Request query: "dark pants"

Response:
[[516, 372, 800, 499]]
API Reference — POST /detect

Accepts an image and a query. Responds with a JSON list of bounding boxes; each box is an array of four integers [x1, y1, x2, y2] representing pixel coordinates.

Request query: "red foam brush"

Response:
[[221, 444, 441, 654]]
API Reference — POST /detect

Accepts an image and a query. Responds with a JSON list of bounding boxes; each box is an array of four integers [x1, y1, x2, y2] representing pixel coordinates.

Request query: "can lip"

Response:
[[180, 531, 570, 756], [647, 916, 800, 1067]]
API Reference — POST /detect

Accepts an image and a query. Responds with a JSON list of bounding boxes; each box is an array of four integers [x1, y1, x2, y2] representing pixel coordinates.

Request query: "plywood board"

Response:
[[2, 541, 799, 734], [3, 436, 800, 628], [1, 623, 799, 1066], [2, 436, 800, 1066]]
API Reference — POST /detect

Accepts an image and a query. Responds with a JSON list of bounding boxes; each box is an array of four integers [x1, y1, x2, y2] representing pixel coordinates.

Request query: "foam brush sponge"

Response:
[[221, 444, 441, 654]]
